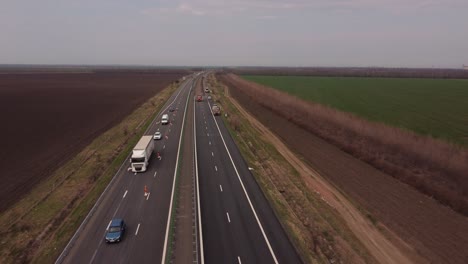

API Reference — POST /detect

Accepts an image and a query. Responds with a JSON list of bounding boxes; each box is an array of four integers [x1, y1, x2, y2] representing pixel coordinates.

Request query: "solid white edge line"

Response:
[[123, 190, 128, 198], [207, 101, 279, 264], [161, 78, 193, 264], [194, 91, 205, 264], [158, 79, 189, 121], [226, 212, 231, 223], [135, 223, 141, 236]]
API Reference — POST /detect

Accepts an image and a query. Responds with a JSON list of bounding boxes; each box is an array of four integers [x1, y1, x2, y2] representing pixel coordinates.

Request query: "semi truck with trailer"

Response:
[[131, 135, 154, 172]]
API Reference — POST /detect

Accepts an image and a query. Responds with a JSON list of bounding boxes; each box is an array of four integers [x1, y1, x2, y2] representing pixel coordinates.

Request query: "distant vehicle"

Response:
[[169, 107, 175, 112], [204, 88, 210, 93], [207, 96, 212, 100], [212, 104, 221, 116], [105, 218, 126, 243], [153, 131, 162, 140], [161, 114, 169, 125], [131, 135, 154, 172], [196, 95, 203, 102]]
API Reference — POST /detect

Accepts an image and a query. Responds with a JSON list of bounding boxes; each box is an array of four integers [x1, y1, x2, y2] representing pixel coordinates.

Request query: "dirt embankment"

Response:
[[221, 82, 415, 264], [218, 73, 468, 264], [0, 71, 185, 213]]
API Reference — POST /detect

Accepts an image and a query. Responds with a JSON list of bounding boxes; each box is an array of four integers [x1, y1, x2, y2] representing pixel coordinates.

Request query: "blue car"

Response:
[[105, 218, 125, 243]]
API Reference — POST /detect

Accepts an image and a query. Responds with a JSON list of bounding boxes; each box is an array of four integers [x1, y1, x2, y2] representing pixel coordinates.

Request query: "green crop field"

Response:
[[242, 75, 468, 146]]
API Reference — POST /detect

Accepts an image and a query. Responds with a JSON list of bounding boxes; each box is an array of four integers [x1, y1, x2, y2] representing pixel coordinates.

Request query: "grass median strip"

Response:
[[0, 82, 179, 264], [164, 80, 193, 264]]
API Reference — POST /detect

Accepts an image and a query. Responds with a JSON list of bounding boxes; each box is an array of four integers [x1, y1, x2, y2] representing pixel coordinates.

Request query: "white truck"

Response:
[[131, 135, 154, 172], [161, 114, 169, 125]]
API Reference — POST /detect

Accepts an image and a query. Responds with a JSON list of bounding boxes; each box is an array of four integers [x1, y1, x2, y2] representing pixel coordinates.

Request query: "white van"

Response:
[[161, 114, 169, 125]]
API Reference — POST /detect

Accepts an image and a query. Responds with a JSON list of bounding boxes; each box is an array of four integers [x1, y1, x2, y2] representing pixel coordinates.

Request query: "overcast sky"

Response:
[[1, 0, 467, 68]]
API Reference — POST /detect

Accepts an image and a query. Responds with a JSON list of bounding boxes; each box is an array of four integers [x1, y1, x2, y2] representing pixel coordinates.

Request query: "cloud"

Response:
[[256, 15, 278, 20], [141, 3, 205, 16], [140, 0, 468, 18], [139, 0, 301, 18], [177, 3, 205, 16]]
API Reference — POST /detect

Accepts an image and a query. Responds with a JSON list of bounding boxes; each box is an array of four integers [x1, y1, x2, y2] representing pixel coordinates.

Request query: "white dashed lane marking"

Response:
[[135, 223, 141, 235]]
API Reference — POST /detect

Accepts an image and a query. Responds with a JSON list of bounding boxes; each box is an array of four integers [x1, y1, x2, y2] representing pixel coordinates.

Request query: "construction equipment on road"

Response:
[[212, 104, 221, 116]]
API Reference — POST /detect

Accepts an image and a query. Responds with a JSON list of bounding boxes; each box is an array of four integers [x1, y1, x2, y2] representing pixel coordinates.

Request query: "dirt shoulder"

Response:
[[223, 80, 418, 264], [219, 73, 468, 264]]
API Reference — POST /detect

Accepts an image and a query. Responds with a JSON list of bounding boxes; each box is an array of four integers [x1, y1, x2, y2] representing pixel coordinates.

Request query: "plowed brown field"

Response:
[[219, 73, 468, 264], [0, 71, 184, 212]]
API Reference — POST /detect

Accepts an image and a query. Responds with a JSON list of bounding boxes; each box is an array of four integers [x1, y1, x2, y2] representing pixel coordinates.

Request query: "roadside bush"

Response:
[[219, 73, 468, 216]]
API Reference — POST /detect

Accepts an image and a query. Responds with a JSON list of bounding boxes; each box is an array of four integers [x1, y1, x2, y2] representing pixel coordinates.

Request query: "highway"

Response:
[[195, 79, 301, 263], [58, 72, 301, 264], [57, 77, 195, 263]]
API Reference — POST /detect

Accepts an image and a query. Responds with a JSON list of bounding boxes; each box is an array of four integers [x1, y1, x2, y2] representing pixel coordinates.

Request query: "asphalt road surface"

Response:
[[58, 72, 301, 264], [195, 91, 302, 263], [57, 77, 194, 264]]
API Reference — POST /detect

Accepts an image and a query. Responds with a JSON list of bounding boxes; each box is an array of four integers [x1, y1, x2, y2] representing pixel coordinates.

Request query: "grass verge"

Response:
[[0, 81, 180, 263], [207, 74, 375, 263]]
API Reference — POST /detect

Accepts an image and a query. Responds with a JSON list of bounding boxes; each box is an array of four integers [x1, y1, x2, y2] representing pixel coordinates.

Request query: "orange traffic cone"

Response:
[[144, 185, 148, 196]]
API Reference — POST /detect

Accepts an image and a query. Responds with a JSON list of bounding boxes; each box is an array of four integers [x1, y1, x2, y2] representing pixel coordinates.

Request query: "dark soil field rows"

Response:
[[0, 71, 185, 212], [219, 73, 468, 264]]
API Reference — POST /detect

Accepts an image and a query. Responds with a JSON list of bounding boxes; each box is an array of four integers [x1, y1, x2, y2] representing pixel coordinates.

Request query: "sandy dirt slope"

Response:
[[223, 83, 417, 264], [0, 72, 184, 212], [219, 73, 468, 264]]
